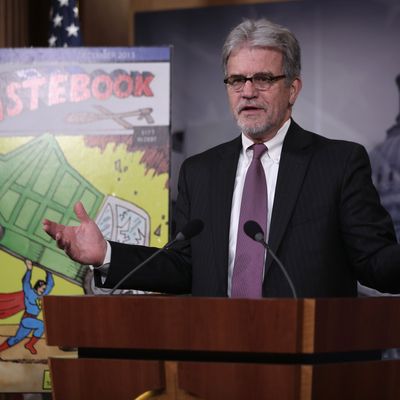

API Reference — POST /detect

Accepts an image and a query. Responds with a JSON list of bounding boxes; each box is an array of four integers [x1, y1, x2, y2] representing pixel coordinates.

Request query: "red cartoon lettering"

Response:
[[70, 74, 91, 102], [92, 75, 113, 100], [134, 73, 154, 97], [113, 74, 133, 98], [48, 74, 68, 106], [6, 82, 23, 117], [22, 77, 46, 110]]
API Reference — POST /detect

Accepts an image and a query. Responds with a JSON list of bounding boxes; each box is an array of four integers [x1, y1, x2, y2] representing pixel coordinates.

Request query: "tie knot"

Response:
[[252, 143, 267, 160]]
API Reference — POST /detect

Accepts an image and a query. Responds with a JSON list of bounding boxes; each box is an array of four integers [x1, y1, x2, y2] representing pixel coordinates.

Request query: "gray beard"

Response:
[[238, 121, 273, 139]]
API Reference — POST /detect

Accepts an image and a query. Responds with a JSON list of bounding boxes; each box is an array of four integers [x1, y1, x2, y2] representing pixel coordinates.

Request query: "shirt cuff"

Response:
[[91, 241, 111, 276]]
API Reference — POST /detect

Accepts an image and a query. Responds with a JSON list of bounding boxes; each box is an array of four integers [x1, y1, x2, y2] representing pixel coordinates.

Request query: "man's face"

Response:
[[226, 46, 301, 142], [37, 284, 46, 295]]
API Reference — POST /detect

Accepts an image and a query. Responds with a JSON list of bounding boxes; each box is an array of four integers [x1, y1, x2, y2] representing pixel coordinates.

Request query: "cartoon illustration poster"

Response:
[[0, 47, 171, 392]]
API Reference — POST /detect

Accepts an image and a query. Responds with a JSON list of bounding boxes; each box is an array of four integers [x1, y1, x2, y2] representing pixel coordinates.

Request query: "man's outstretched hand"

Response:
[[42, 202, 107, 267]]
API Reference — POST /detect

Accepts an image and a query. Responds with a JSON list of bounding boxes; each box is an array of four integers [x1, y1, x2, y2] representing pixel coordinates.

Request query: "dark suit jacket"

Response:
[[101, 120, 400, 297]]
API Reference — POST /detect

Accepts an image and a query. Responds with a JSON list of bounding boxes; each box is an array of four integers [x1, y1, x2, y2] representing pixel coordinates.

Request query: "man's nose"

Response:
[[241, 80, 258, 98]]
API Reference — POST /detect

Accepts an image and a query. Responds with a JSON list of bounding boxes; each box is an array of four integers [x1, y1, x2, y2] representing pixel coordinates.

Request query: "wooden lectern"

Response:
[[43, 296, 400, 399]]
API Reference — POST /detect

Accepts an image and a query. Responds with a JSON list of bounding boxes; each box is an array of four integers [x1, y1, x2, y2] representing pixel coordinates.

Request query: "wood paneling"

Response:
[[50, 358, 165, 400], [80, 0, 131, 46], [80, 0, 293, 46], [128, 0, 294, 44], [0, 1, 295, 48], [44, 296, 400, 400], [131, 0, 290, 13], [0, 0, 29, 47], [44, 296, 400, 354]]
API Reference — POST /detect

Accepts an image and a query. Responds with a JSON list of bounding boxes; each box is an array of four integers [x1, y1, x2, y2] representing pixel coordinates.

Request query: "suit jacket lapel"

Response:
[[210, 136, 242, 290], [266, 121, 314, 271]]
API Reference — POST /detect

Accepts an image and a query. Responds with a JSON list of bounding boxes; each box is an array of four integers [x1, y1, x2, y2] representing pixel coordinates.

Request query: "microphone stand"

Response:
[[109, 237, 179, 295], [255, 235, 298, 299]]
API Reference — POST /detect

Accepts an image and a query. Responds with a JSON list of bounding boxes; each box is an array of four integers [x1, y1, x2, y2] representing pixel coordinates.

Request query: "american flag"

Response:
[[48, 0, 82, 47]]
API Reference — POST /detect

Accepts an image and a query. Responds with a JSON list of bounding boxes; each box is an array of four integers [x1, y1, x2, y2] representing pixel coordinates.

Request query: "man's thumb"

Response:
[[74, 201, 91, 223]]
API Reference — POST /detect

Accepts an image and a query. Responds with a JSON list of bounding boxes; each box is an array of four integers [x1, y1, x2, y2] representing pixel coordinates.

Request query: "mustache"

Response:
[[236, 101, 266, 113]]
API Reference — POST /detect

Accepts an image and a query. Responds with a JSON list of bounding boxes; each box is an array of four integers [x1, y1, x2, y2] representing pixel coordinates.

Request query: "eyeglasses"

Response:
[[223, 73, 286, 91]]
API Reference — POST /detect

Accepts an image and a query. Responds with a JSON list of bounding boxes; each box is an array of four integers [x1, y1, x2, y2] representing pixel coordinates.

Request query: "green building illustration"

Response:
[[0, 134, 104, 285]]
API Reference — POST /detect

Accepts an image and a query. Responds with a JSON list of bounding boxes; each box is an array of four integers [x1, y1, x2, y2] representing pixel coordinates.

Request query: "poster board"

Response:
[[0, 47, 171, 392]]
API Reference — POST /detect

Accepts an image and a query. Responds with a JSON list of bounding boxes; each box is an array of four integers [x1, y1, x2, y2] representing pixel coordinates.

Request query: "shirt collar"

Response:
[[241, 118, 291, 163]]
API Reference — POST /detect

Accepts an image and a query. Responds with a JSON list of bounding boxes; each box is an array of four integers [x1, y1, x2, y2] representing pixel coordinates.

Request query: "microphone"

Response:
[[244, 220, 297, 299], [109, 219, 204, 295]]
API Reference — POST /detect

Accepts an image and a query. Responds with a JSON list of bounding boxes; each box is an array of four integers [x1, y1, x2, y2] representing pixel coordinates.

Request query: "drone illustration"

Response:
[[65, 105, 154, 129]]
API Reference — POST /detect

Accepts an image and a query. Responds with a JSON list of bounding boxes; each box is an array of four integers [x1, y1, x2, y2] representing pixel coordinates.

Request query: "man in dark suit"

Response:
[[43, 19, 400, 297]]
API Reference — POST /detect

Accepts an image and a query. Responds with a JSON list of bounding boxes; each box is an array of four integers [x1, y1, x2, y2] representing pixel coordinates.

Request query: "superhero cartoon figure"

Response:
[[0, 260, 54, 355]]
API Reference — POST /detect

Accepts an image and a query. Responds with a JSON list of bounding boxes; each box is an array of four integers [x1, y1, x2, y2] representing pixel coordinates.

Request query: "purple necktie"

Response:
[[231, 143, 267, 298]]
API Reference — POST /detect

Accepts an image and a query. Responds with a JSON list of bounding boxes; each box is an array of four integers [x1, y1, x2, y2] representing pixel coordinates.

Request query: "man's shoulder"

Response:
[[182, 136, 242, 167], [288, 120, 366, 153]]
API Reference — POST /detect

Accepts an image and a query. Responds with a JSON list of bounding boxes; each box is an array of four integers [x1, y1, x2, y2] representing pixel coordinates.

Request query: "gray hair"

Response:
[[222, 19, 301, 84]]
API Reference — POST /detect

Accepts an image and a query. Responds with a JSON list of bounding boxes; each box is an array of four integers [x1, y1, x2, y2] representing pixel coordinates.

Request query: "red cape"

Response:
[[0, 291, 24, 319]]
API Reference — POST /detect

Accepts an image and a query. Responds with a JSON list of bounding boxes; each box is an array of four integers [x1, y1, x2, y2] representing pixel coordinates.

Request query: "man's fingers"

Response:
[[74, 201, 91, 223], [55, 232, 67, 250], [42, 219, 58, 239]]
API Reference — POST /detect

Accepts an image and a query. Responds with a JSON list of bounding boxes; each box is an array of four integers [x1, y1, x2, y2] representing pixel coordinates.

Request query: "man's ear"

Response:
[[289, 77, 302, 106]]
